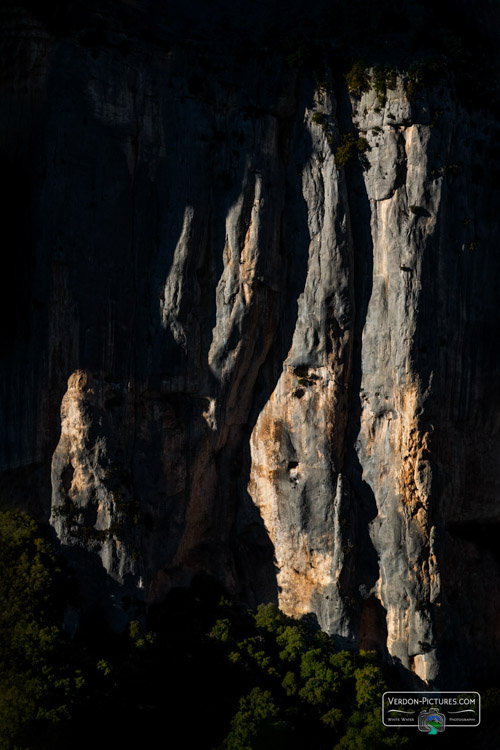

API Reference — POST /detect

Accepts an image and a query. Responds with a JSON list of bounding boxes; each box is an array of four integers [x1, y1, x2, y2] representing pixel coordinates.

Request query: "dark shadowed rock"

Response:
[[1, 0, 499, 689]]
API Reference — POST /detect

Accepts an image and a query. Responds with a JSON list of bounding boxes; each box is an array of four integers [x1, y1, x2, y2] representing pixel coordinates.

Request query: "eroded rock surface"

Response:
[[1, 4, 499, 686]]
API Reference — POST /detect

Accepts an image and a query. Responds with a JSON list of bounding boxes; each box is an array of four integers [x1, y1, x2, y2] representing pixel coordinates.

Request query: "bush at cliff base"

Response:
[[0, 511, 412, 749], [0, 509, 83, 750]]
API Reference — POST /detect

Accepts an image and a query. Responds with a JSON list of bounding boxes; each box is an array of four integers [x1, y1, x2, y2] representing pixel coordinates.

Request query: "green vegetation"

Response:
[[312, 111, 327, 126], [369, 65, 399, 107], [344, 62, 399, 108], [310, 108, 336, 146], [314, 79, 329, 105], [372, 65, 388, 107], [344, 63, 400, 108], [357, 137, 369, 152], [335, 133, 369, 167], [221, 688, 286, 750], [345, 61, 370, 98], [0, 509, 82, 749], [292, 366, 319, 388], [2, 508, 496, 749], [208, 602, 409, 749], [24, 0, 500, 116], [385, 70, 398, 91], [0, 508, 413, 749]]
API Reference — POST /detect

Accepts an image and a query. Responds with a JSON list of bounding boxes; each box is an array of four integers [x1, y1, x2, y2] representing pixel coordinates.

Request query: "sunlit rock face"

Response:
[[1, 3, 499, 687]]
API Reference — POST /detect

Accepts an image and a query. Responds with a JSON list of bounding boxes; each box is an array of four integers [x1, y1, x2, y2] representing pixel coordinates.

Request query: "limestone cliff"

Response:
[[1, 1, 499, 688]]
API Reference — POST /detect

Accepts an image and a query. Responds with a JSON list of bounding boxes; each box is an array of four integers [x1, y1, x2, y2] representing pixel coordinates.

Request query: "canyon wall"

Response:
[[1, 3, 499, 687]]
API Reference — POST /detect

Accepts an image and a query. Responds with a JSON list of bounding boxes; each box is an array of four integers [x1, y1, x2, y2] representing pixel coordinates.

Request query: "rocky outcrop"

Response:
[[1, 3, 499, 687]]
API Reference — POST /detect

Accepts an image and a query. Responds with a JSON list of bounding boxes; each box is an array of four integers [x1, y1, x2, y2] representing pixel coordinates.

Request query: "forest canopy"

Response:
[[1, 509, 500, 747], [0, 508, 411, 749]]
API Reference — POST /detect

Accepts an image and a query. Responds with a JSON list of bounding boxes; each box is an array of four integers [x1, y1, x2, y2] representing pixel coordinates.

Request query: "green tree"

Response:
[[345, 61, 370, 97], [335, 708, 408, 749], [221, 687, 287, 750], [335, 134, 369, 167], [354, 663, 386, 709], [0, 509, 80, 749], [254, 603, 288, 633], [276, 625, 307, 663]]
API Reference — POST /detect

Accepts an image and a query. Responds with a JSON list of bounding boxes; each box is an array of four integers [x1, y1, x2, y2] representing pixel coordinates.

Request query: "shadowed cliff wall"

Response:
[[1, 0, 499, 688]]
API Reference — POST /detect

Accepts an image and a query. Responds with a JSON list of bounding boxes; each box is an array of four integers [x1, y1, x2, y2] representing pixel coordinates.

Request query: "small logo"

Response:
[[418, 711, 445, 734], [382, 691, 480, 729]]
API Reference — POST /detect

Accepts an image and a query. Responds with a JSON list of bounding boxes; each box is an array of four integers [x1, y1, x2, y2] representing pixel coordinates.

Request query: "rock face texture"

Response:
[[1, 3, 499, 687]]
